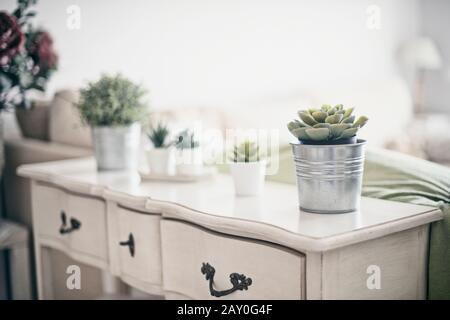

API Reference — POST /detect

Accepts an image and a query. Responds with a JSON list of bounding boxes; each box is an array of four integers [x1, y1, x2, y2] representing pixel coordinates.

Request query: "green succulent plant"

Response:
[[147, 123, 171, 148], [287, 104, 368, 143], [230, 141, 262, 163], [175, 129, 200, 149]]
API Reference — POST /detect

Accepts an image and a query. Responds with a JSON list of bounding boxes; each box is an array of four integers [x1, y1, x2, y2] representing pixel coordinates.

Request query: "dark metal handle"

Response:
[[59, 211, 82, 234], [119, 233, 135, 257], [201, 262, 252, 298]]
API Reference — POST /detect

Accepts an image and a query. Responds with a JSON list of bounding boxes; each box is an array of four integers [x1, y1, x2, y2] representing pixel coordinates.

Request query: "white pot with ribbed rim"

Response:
[[230, 160, 266, 196], [146, 148, 175, 175]]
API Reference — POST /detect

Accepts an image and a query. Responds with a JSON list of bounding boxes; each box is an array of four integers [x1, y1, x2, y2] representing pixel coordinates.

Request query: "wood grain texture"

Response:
[[31, 180, 48, 299], [107, 202, 164, 295], [305, 251, 323, 300], [161, 219, 305, 300], [117, 206, 162, 287], [33, 183, 108, 262], [321, 226, 428, 299], [33, 183, 64, 240], [65, 192, 107, 260]]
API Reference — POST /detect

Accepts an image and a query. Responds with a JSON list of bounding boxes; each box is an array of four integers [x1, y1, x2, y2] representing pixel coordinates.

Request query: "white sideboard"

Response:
[[18, 157, 442, 300]]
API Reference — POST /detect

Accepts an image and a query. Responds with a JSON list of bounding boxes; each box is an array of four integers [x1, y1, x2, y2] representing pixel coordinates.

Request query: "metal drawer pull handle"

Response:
[[201, 262, 252, 298], [59, 211, 82, 234], [119, 233, 135, 257]]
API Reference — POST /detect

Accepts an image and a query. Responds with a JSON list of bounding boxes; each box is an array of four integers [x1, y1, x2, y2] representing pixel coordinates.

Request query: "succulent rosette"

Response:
[[288, 104, 368, 143]]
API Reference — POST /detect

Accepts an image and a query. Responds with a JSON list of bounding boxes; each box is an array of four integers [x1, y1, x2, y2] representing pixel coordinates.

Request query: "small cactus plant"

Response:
[[231, 141, 262, 163], [287, 104, 368, 143], [147, 122, 171, 148], [175, 129, 200, 149]]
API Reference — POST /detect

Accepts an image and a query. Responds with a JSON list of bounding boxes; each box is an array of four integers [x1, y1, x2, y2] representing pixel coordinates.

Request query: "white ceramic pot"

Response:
[[176, 148, 204, 176], [146, 148, 175, 175], [230, 160, 266, 196]]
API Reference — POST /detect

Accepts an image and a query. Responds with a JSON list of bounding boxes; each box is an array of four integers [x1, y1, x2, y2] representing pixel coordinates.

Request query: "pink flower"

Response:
[[28, 30, 58, 71], [0, 11, 25, 65]]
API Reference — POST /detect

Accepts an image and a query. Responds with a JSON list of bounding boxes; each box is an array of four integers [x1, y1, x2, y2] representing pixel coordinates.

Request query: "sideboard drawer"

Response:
[[65, 192, 107, 260], [33, 183, 65, 240], [161, 220, 305, 300], [116, 207, 162, 287], [33, 183, 107, 261]]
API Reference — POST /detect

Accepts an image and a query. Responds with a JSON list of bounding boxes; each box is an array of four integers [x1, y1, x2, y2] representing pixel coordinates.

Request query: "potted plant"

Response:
[[287, 104, 368, 213], [77, 74, 148, 171], [146, 122, 175, 175], [175, 129, 203, 175], [229, 141, 266, 196]]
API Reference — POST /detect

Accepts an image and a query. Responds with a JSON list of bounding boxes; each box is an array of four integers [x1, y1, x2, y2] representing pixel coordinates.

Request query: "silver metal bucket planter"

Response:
[[291, 139, 366, 213], [92, 123, 141, 171]]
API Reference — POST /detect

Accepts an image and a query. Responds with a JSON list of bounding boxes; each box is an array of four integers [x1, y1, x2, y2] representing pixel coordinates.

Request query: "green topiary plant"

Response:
[[147, 122, 171, 148], [77, 74, 148, 126], [175, 129, 200, 149], [287, 104, 368, 143], [230, 141, 262, 163]]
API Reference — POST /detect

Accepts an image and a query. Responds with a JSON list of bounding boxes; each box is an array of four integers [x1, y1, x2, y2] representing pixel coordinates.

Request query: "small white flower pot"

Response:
[[176, 148, 204, 176], [146, 148, 175, 175], [230, 160, 266, 196]]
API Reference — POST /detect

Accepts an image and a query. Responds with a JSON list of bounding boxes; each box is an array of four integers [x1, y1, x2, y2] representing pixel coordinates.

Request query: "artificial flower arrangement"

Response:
[[0, 0, 58, 110]]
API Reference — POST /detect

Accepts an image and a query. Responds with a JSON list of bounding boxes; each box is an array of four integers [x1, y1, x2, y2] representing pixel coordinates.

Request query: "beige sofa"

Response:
[[4, 90, 92, 225]]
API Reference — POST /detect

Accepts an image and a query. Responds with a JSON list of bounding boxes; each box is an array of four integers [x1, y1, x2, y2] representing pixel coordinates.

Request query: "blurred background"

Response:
[[2, 0, 449, 158], [1, 0, 449, 299]]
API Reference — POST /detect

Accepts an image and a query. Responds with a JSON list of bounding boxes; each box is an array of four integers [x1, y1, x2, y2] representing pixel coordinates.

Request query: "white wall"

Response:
[[421, 0, 450, 113], [1, 0, 419, 109]]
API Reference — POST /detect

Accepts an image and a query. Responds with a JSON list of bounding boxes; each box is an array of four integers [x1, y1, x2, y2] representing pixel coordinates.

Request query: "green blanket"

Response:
[[220, 146, 450, 299], [362, 148, 450, 300]]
